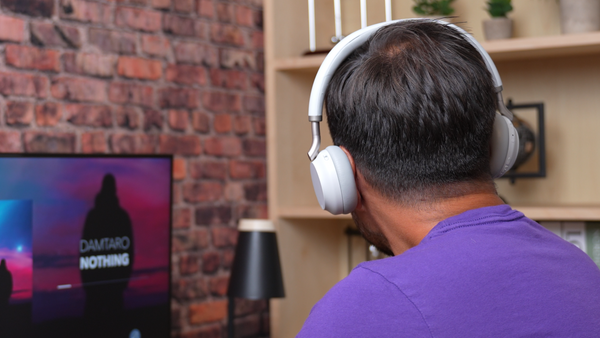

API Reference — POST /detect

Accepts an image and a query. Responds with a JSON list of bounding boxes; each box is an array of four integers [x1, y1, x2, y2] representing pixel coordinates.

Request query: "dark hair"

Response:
[[325, 20, 497, 203]]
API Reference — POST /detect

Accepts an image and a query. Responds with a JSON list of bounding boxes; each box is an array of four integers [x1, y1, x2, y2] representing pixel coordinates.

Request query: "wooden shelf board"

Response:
[[278, 206, 600, 221], [272, 31, 600, 72]]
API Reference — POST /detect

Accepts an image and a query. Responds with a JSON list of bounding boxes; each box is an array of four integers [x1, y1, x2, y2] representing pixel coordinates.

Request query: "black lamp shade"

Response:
[[227, 224, 285, 299]]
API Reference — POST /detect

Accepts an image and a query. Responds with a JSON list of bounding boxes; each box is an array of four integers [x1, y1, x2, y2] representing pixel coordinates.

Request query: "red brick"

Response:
[[189, 300, 227, 325], [256, 52, 264, 72], [89, 28, 137, 55], [210, 23, 245, 46], [222, 249, 234, 269], [63, 53, 115, 78], [6, 45, 60, 72], [144, 109, 163, 131], [233, 115, 251, 135], [30, 22, 70, 48], [159, 134, 201, 155], [254, 9, 263, 28], [118, 56, 162, 81], [179, 254, 199, 275], [209, 276, 229, 296], [65, 104, 112, 127], [220, 49, 256, 69], [173, 207, 191, 229], [211, 227, 238, 247], [244, 182, 267, 201], [173, 183, 182, 204], [235, 5, 254, 26], [51, 77, 107, 103], [192, 111, 209, 133], [60, 0, 111, 24], [0, 131, 21, 152], [173, 158, 186, 180], [243, 95, 264, 114], [202, 91, 241, 112], [35, 102, 61, 126], [233, 314, 262, 337], [174, 0, 194, 12], [224, 182, 244, 201], [216, 3, 233, 22], [151, 0, 170, 9], [253, 116, 265, 135], [6, 101, 34, 126], [115, 6, 162, 32], [158, 88, 199, 109], [166, 64, 207, 86], [172, 229, 209, 252], [168, 110, 189, 131], [237, 204, 268, 219], [172, 278, 207, 301], [109, 83, 154, 108], [243, 139, 266, 157], [163, 14, 199, 37], [116, 106, 140, 129], [2, 0, 53, 17], [110, 133, 156, 154], [30, 23, 81, 48], [213, 114, 231, 133], [197, 0, 214, 18], [24, 131, 76, 153], [252, 31, 264, 50], [235, 298, 267, 317], [152, 0, 171, 9], [195, 204, 231, 225], [0, 72, 47, 98], [204, 136, 242, 157], [174, 42, 218, 67], [189, 160, 227, 180], [229, 160, 262, 179], [183, 182, 223, 202], [0, 15, 25, 42], [81, 131, 106, 153], [142, 35, 170, 58], [201, 251, 220, 273], [251, 73, 265, 92], [57, 25, 82, 48], [209, 69, 246, 90]]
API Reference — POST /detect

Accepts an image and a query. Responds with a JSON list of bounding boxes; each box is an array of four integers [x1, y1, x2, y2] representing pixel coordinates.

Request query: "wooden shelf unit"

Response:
[[265, 1, 600, 337]]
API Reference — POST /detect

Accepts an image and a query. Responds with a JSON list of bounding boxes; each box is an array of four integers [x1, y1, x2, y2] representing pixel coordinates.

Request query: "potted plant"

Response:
[[483, 0, 513, 40], [559, 0, 600, 34], [413, 0, 455, 19]]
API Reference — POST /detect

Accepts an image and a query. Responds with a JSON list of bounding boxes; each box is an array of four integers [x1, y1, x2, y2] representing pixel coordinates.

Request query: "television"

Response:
[[0, 154, 172, 338]]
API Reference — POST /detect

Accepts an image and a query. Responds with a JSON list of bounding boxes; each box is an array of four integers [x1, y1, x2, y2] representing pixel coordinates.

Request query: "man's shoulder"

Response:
[[297, 264, 432, 338]]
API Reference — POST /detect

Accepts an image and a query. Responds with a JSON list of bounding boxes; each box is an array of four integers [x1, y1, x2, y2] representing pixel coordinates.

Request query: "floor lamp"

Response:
[[227, 219, 285, 337]]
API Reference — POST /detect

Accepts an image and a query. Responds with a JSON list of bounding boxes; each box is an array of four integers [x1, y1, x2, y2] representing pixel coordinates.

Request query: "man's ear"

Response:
[[339, 146, 363, 210]]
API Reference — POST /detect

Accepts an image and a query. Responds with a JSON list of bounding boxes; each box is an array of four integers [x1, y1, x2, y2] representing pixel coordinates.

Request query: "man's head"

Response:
[[326, 20, 497, 205], [325, 21, 499, 253]]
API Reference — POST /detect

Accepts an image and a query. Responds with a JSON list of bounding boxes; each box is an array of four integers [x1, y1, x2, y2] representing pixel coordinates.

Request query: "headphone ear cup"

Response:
[[490, 114, 520, 178], [309, 146, 358, 215]]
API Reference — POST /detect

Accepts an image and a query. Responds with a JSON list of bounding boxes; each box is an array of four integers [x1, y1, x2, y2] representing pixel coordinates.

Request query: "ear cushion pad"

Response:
[[310, 146, 358, 215], [490, 114, 520, 178]]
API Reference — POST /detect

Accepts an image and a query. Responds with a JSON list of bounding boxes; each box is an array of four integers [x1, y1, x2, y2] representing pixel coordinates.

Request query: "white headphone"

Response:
[[308, 19, 519, 215]]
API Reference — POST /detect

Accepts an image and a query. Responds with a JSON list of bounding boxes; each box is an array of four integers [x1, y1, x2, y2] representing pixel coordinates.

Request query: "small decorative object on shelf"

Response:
[[412, 0, 455, 18], [559, 0, 600, 34], [483, 0, 513, 40]]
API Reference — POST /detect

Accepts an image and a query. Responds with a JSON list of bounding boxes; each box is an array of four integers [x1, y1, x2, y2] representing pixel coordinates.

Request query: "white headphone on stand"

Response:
[[307, 19, 519, 215]]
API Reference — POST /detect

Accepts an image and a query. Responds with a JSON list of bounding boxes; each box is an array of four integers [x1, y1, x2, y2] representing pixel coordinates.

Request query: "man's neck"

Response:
[[359, 181, 504, 255]]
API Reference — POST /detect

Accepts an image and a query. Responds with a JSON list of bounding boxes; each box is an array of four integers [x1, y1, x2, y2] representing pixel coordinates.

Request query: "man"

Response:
[[297, 20, 600, 337]]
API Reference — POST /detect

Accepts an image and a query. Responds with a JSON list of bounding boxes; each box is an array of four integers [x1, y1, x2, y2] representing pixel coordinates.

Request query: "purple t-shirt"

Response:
[[298, 205, 600, 337]]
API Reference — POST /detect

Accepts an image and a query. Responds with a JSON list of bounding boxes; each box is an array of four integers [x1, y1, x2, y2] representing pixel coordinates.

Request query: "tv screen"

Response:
[[0, 155, 172, 338]]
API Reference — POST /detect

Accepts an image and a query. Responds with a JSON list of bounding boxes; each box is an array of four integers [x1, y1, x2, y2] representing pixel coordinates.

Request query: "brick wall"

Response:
[[0, 0, 268, 337]]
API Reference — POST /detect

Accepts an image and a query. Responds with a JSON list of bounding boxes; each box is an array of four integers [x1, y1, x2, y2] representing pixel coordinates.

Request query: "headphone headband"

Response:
[[307, 18, 511, 161]]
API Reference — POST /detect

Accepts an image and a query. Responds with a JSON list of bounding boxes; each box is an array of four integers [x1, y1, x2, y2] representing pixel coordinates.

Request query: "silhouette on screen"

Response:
[[0, 259, 13, 318], [79, 174, 134, 333]]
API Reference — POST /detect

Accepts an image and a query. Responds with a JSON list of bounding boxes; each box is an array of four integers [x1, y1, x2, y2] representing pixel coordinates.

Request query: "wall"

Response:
[[0, 0, 268, 337]]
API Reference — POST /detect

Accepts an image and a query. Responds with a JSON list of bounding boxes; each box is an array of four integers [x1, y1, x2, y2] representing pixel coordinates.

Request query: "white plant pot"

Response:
[[560, 0, 600, 34], [483, 17, 513, 41]]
